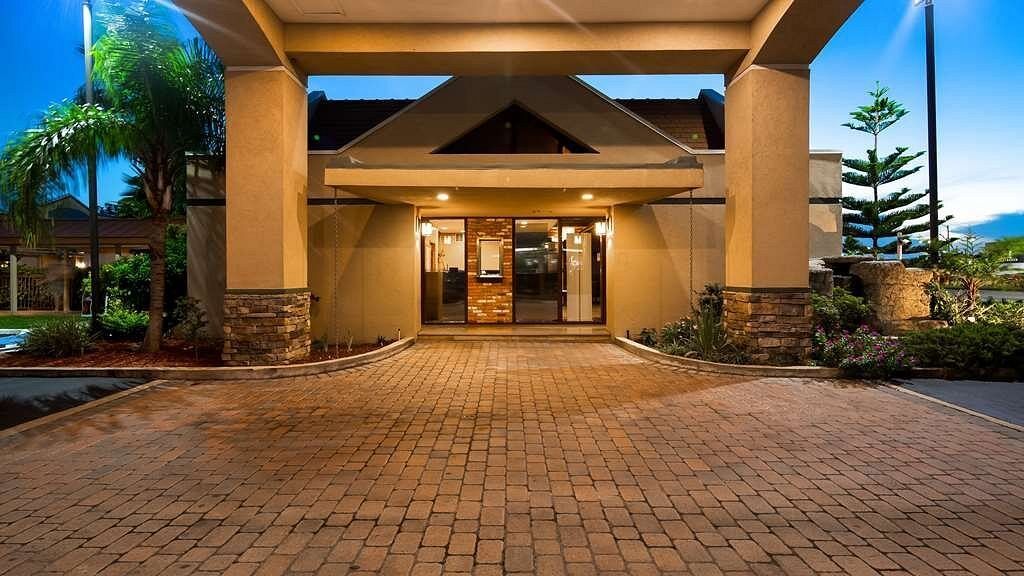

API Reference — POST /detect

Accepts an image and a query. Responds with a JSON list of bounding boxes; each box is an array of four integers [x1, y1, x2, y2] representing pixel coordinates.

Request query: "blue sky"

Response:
[[2, 0, 1021, 239]]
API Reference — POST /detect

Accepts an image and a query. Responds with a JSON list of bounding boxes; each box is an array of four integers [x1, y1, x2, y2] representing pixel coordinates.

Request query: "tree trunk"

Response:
[[142, 212, 168, 352]]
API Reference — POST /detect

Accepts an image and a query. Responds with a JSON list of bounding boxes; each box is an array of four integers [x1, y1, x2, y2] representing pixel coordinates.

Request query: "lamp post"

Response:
[[82, 0, 101, 326], [915, 0, 940, 265]]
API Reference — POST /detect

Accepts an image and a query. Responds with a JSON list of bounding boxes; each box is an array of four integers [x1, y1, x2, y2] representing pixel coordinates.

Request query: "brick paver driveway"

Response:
[[1, 342, 1023, 576]]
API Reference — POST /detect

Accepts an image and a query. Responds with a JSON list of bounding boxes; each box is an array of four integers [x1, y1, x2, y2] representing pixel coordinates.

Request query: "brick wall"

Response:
[[466, 218, 513, 323]]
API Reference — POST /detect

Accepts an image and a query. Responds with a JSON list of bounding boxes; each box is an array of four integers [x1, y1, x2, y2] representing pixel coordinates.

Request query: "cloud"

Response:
[[941, 171, 1024, 231], [842, 161, 1023, 237]]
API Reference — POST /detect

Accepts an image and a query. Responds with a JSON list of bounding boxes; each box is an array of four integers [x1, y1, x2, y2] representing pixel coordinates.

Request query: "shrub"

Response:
[[657, 318, 694, 356], [903, 323, 1024, 380], [811, 287, 871, 334], [636, 328, 658, 348], [21, 318, 93, 358], [983, 300, 1024, 328], [101, 253, 152, 311], [633, 284, 748, 364], [697, 283, 724, 318], [812, 327, 915, 378], [100, 299, 149, 340], [171, 296, 208, 358], [81, 225, 188, 320], [687, 304, 747, 364], [984, 273, 1024, 292]]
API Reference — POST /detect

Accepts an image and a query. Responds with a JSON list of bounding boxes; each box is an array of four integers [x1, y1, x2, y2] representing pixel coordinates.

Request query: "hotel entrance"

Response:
[[421, 216, 604, 325], [513, 218, 604, 323]]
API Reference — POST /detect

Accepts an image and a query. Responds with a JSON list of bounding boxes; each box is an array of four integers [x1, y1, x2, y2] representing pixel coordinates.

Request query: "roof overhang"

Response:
[[173, 0, 862, 76], [324, 162, 702, 215]]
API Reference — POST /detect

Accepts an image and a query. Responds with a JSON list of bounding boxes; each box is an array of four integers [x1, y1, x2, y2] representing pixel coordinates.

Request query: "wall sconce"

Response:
[[420, 221, 434, 237], [595, 221, 608, 237]]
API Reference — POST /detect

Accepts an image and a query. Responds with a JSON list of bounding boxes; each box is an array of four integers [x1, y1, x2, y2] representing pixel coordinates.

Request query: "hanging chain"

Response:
[[688, 187, 695, 300], [333, 186, 340, 357]]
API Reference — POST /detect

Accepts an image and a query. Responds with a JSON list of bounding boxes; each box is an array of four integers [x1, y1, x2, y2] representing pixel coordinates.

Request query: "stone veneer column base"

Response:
[[222, 289, 311, 366], [723, 289, 812, 366]]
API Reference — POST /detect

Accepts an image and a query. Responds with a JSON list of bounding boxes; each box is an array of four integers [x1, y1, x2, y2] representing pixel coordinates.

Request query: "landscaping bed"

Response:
[[0, 339, 220, 368], [0, 339, 393, 368]]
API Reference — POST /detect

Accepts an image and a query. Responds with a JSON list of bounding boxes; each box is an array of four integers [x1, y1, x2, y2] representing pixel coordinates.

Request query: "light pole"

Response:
[[82, 0, 101, 326], [915, 0, 940, 265]]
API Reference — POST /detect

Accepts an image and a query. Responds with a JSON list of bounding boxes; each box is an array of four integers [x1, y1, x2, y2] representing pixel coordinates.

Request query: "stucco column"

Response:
[[723, 66, 812, 365], [222, 67, 310, 365]]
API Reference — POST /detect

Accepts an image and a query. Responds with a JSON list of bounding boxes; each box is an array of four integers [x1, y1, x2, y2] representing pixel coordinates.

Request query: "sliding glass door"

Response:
[[513, 218, 604, 323], [513, 219, 561, 323], [559, 218, 604, 323], [421, 219, 467, 323]]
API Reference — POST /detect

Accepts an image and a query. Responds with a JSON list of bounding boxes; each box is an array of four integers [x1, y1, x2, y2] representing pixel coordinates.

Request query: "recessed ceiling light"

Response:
[[581, 193, 594, 201], [436, 192, 450, 201]]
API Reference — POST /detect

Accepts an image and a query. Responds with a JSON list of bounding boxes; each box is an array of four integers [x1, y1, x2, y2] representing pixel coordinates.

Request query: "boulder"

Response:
[[850, 260, 935, 335], [809, 259, 833, 296]]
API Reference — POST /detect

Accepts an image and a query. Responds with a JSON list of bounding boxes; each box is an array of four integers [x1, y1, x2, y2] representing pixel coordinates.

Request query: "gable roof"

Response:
[[307, 88, 725, 153]]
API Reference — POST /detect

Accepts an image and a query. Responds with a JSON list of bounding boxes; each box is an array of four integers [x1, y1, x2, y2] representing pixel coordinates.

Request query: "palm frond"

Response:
[[0, 102, 129, 245]]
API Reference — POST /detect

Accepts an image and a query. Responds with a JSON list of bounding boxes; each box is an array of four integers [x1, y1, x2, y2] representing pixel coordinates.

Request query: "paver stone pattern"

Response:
[[0, 342, 1022, 575]]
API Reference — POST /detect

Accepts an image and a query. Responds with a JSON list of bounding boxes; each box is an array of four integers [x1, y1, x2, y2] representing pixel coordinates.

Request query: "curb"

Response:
[[615, 337, 843, 379], [0, 337, 415, 381], [0, 379, 170, 439], [888, 384, 1024, 433]]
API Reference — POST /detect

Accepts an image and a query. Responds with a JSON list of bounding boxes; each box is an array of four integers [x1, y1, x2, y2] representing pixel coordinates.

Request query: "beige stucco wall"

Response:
[[307, 204, 419, 345], [607, 203, 725, 337], [186, 162, 226, 336], [225, 68, 308, 291], [809, 152, 843, 258], [724, 66, 810, 289], [303, 150, 841, 339]]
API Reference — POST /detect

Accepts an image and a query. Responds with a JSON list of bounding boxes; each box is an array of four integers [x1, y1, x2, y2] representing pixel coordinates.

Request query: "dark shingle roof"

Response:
[[0, 218, 156, 246], [308, 93, 413, 151], [616, 98, 723, 150], [307, 90, 726, 152]]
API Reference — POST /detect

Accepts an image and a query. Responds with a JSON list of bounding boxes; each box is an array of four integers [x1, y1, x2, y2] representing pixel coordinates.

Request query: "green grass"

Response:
[[0, 314, 79, 330]]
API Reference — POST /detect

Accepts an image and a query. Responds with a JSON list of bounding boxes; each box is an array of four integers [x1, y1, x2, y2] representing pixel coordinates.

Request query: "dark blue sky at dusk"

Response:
[[2, 0, 1021, 240]]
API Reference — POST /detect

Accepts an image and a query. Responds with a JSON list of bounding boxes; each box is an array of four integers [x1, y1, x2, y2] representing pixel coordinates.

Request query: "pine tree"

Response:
[[841, 84, 951, 258]]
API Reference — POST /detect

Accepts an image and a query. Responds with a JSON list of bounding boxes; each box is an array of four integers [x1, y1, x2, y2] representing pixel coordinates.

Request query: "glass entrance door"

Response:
[[513, 219, 560, 323], [421, 219, 467, 323], [560, 219, 604, 323]]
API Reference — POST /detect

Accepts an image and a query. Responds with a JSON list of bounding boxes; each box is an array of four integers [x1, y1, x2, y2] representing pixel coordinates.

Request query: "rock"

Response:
[[850, 260, 935, 335], [823, 255, 873, 277], [809, 259, 833, 296]]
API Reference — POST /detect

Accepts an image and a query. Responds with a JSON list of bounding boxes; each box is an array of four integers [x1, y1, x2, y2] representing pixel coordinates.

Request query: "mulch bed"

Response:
[[306, 343, 391, 363], [0, 340, 395, 368]]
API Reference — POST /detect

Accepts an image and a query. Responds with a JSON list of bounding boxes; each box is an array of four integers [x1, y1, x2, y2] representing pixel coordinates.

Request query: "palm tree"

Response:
[[0, 1, 223, 352]]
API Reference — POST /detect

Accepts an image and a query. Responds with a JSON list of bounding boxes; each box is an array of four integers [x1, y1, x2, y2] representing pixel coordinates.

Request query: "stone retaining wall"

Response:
[[223, 290, 311, 365], [724, 289, 812, 365]]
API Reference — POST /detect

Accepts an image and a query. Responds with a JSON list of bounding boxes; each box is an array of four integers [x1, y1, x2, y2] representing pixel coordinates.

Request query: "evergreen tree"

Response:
[[841, 84, 951, 258], [843, 235, 867, 255]]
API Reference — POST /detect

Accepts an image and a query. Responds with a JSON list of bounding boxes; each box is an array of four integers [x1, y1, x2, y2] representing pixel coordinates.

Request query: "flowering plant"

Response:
[[812, 327, 916, 378]]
